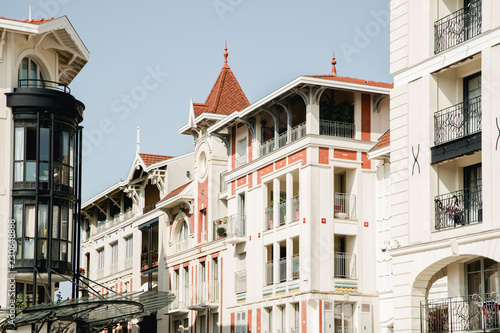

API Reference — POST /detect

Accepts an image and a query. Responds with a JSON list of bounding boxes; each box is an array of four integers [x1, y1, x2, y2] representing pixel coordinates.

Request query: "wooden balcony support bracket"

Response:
[[148, 169, 167, 195], [124, 185, 141, 205]]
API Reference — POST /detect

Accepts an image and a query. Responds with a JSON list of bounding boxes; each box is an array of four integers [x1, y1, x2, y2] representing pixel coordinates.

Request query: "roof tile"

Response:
[[139, 153, 174, 167], [0, 16, 55, 24], [161, 181, 193, 202], [370, 129, 390, 152], [306, 74, 394, 89]]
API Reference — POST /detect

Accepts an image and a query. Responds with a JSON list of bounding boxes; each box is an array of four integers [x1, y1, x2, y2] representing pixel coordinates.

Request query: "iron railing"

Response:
[[18, 78, 71, 93], [260, 122, 307, 157], [209, 279, 219, 302], [279, 257, 287, 282], [320, 120, 355, 138], [334, 252, 357, 279], [435, 186, 482, 230], [290, 122, 306, 141], [265, 260, 274, 285], [226, 214, 246, 239], [260, 137, 276, 156], [235, 270, 247, 294], [334, 193, 356, 219], [434, 96, 482, 145], [434, 0, 482, 54], [292, 254, 300, 280], [421, 294, 500, 332]]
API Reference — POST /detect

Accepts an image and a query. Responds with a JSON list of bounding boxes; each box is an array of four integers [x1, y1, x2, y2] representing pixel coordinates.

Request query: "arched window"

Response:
[[19, 57, 45, 87], [178, 220, 189, 241]]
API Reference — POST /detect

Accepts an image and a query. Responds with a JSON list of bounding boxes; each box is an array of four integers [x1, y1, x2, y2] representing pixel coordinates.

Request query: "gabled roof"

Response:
[[368, 129, 390, 160], [370, 129, 390, 152], [139, 153, 173, 167], [161, 181, 193, 202]]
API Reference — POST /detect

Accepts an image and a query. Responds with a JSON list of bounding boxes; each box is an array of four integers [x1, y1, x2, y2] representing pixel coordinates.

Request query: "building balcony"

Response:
[[174, 239, 190, 252], [141, 250, 159, 271], [334, 193, 356, 219], [334, 252, 357, 279], [96, 268, 104, 279], [91, 207, 134, 237], [279, 257, 287, 283], [434, 0, 482, 54], [292, 254, 300, 280], [265, 261, 274, 286], [167, 290, 189, 315], [265, 206, 274, 230], [226, 214, 246, 244], [320, 120, 355, 138], [188, 281, 219, 310], [110, 262, 118, 275], [235, 270, 247, 294], [335, 329, 356, 333], [209, 279, 220, 303], [434, 186, 482, 231], [421, 294, 500, 333], [260, 122, 306, 158], [124, 256, 133, 269], [432, 96, 481, 163]]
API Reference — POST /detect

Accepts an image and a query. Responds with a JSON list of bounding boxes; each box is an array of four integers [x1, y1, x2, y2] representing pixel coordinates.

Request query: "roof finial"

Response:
[[223, 40, 229, 68], [136, 126, 140, 153], [331, 50, 337, 76]]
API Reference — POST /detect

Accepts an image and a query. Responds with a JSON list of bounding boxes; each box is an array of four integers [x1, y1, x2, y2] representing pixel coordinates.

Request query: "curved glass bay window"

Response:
[[7, 58, 84, 278]]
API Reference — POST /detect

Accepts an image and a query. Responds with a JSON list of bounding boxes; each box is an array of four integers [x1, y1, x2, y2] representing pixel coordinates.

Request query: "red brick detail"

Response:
[[257, 164, 274, 185], [248, 173, 253, 189], [237, 176, 247, 188], [319, 147, 329, 164], [256, 308, 261, 333], [173, 264, 180, 270], [120, 282, 123, 292], [248, 309, 252, 333], [248, 129, 253, 162], [231, 313, 235, 333], [115, 283, 118, 292], [275, 157, 287, 171], [199, 256, 206, 263], [319, 300, 323, 333], [231, 181, 236, 196], [301, 300, 307, 333], [334, 149, 357, 160], [183, 262, 189, 268], [361, 93, 371, 141], [362, 152, 371, 169], [288, 148, 307, 166], [211, 252, 220, 258], [198, 178, 208, 243], [231, 127, 236, 170], [130, 278, 133, 292]]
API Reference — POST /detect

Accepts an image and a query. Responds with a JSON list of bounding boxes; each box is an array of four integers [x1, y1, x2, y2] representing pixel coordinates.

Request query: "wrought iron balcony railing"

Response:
[[434, 0, 482, 54], [320, 120, 355, 138], [434, 186, 482, 230], [334, 252, 357, 279], [334, 193, 356, 219], [421, 294, 500, 333], [434, 96, 481, 145], [18, 78, 71, 93]]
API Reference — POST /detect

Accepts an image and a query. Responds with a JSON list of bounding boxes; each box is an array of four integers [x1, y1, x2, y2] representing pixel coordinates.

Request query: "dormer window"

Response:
[[19, 57, 45, 87]]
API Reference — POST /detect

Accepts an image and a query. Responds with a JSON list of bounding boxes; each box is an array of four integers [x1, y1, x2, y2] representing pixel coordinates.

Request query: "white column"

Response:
[[305, 94, 320, 135], [273, 242, 280, 285]]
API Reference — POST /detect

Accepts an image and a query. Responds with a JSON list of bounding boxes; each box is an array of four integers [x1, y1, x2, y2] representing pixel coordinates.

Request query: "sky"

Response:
[[3, 0, 392, 202]]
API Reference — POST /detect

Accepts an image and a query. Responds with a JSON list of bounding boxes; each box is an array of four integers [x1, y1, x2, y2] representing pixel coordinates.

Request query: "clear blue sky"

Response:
[[3, 0, 392, 201]]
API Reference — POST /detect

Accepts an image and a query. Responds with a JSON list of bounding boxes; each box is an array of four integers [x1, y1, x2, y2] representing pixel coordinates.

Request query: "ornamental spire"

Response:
[[331, 50, 337, 76], [223, 40, 229, 68]]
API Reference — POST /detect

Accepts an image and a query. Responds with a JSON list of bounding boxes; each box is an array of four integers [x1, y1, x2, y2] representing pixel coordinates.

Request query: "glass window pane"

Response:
[[53, 164, 60, 185], [39, 128, 49, 161], [61, 165, 69, 185], [70, 167, 74, 187], [60, 241, 68, 261], [26, 162, 36, 182], [62, 132, 69, 164], [67, 242, 71, 264], [68, 208, 73, 242], [38, 204, 48, 238], [24, 238, 34, 259], [39, 162, 49, 182], [69, 133, 74, 167], [14, 162, 24, 182], [484, 269, 499, 294], [29, 59, 37, 81], [484, 258, 498, 271], [52, 206, 59, 239], [13, 204, 23, 237], [61, 206, 68, 240], [14, 128, 24, 160], [25, 205, 35, 238], [20, 58, 28, 81], [16, 239, 22, 260], [52, 240, 59, 261], [38, 239, 47, 259], [26, 128, 36, 160], [468, 271, 482, 296]]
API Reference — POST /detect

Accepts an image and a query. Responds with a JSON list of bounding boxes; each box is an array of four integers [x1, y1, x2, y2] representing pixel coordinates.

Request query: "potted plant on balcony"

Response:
[[216, 217, 227, 238], [152, 249, 158, 267]]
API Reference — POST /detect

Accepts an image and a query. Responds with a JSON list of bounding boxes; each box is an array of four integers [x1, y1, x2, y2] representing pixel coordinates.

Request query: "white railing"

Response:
[[201, 231, 207, 243], [175, 239, 190, 252], [292, 254, 300, 280], [96, 268, 104, 279], [209, 279, 219, 302], [290, 122, 306, 141], [226, 214, 246, 238], [320, 120, 355, 138], [265, 206, 274, 230], [192, 282, 207, 305], [169, 290, 186, 310], [279, 257, 287, 282], [235, 155, 247, 168], [110, 262, 118, 275], [334, 252, 357, 279], [290, 328, 298, 333], [265, 260, 274, 285], [124, 256, 133, 269], [277, 131, 287, 147], [291, 196, 300, 221], [334, 193, 356, 219], [235, 270, 247, 294], [260, 122, 307, 158], [335, 328, 356, 333], [124, 207, 133, 220], [260, 138, 275, 156]]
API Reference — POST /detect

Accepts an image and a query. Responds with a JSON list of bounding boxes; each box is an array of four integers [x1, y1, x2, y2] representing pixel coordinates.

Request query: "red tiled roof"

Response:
[[161, 181, 193, 202], [306, 74, 394, 89], [371, 129, 390, 152], [139, 153, 174, 167], [0, 16, 55, 24], [194, 65, 250, 118]]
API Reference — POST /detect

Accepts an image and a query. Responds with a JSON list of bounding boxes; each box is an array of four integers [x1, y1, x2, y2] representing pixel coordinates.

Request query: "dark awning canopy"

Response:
[[1, 290, 174, 332]]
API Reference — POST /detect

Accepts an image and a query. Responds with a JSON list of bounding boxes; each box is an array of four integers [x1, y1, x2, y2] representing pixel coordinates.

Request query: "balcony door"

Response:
[[463, 72, 481, 136], [464, 163, 482, 223]]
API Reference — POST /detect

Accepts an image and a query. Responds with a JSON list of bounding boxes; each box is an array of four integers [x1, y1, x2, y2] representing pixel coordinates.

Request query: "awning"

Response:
[[1, 290, 174, 332]]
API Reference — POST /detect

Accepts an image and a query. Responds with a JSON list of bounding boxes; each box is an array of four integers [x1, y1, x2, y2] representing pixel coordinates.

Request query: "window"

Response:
[[235, 311, 247, 333], [125, 236, 133, 269], [467, 257, 499, 296], [236, 138, 247, 167], [19, 57, 45, 86], [97, 248, 105, 278], [292, 303, 299, 332], [110, 242, 118, 274], [279, 305, 286, 333]]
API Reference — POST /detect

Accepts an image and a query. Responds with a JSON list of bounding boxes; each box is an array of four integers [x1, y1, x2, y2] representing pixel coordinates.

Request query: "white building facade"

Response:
[[389, 0, 500, 332]]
